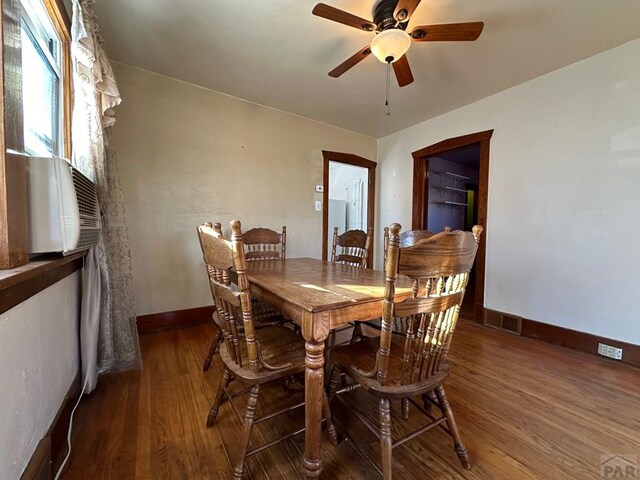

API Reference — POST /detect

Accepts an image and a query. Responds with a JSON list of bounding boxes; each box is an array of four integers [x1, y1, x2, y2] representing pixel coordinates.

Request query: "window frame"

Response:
[[0, 0, 71, 269], [21, 12, 62, 155], [41, 0, 71, 159]]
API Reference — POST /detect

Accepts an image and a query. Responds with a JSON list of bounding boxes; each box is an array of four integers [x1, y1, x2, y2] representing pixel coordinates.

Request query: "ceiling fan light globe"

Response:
[[370, 29, 411, 64]]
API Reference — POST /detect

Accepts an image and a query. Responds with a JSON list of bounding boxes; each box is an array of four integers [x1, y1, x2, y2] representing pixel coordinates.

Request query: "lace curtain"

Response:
[[72, 0, 141, 383]]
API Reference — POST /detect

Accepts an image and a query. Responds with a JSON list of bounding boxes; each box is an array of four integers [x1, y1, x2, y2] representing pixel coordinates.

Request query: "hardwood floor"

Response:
[[60, 320, 640, 479]]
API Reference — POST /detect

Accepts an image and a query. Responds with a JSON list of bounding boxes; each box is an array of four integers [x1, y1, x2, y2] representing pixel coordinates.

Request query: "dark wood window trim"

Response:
[[0, 251, 85, 314], [0, 0, 72, 269], [321, 150, 377, 268]]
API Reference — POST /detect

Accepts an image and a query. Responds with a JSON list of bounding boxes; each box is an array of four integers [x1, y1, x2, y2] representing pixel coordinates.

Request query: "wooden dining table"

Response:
[[244, 257, 412, 478]]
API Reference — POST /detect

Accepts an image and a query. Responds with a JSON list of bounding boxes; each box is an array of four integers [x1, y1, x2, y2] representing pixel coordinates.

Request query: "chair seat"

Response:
[[360, 317, 411, 337], [220, 326, 306, 384], [251, 299, 290, 325], [331, 336, 450, 399]]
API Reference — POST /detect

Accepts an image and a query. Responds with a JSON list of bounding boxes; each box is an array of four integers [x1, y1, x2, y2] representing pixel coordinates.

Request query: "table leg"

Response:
[[303, 339, 324, 478]]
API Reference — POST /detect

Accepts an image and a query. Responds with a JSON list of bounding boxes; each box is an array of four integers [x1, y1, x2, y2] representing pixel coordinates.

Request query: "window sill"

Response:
[[0, 251, 85, 315]]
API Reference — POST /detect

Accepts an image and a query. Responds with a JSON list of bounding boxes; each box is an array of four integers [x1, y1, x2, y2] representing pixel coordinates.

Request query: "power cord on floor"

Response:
[[53, 373, 90, 480]]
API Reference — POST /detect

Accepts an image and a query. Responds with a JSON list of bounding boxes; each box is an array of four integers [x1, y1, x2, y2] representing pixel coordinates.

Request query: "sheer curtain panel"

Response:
[[72, 0, 141, 391]]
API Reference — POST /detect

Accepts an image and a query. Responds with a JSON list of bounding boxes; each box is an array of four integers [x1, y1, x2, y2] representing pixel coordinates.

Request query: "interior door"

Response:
[[321, 151, 376, 267]]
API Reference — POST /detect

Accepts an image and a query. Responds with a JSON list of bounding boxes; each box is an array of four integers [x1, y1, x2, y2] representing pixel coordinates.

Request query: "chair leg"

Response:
[[202, 327, 222, 372], [379, 398, 393, 480], [350, 323, 363, 343], [421, 390, 437, 413], [327, 365, 342, 403], [401, 398, 409, 420], [323, 391, 339, 446], [435, 385, 471, 470], [233, 384, 260, 479], [206, 368, 232, 427]]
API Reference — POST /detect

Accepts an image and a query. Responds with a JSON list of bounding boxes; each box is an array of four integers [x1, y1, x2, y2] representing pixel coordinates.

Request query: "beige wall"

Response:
[[0, 274, 80, 480], [111, 63, 377, 316]]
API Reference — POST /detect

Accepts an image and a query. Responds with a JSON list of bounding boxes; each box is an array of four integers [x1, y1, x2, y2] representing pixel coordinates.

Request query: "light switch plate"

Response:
[[315, 200, 322, 211]]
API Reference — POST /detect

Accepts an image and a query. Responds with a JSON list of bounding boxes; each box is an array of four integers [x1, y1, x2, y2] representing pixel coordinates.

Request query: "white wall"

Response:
[[377, 38, 640, 345], [0, 273, 81, 479], [328, 162, 369, 203], [111, 63, 377, 316]]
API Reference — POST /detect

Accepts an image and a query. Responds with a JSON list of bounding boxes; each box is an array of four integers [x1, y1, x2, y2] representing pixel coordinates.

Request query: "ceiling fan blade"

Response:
[[410, 22, 484, 42], [328, 46, 372, 78], [312, 3, 376, 32], [393, 0, 422, 22], [392, 55, 414, 87]]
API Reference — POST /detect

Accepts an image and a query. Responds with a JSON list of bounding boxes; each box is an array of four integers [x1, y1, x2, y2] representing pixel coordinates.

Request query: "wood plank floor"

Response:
[[60, 320, 640, 479]]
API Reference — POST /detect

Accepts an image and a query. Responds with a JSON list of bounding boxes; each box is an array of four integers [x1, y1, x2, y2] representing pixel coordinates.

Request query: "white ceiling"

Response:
[[93, 0, 640, 137]]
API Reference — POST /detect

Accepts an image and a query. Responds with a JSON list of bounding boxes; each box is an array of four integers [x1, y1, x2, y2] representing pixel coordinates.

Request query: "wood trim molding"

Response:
[[475, 306, 640, 369], [411, 130, 494, 323], [21, 372, 81, 480], [44, 0, 71, 36], [20, 437, 51, 480], [0, 0, 29, 269], [321, 150, 377, 169], [520, 317, 640, 368], [137, 305, 214, 335], [47, 373, 81, 476], [411, 130, 495, 160], [321, 150, 376, 268], [0, 252, 85, 314]]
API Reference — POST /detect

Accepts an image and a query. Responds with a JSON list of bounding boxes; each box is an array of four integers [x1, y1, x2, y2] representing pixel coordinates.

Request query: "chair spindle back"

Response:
[[375, 223, 482, 386], [243, 226, 287, 261], [197, 220, 262, 373], [331, 227, 372, 268], [383, 226, 451, 269]]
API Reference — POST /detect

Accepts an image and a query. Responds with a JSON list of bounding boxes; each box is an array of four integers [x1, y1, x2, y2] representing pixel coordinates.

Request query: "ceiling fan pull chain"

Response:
[[385, 61, 391, 116]]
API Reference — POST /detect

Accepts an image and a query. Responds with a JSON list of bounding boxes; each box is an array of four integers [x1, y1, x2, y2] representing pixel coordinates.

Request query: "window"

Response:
[[20, 0, 64, 156], [0, 0, 71, 269]]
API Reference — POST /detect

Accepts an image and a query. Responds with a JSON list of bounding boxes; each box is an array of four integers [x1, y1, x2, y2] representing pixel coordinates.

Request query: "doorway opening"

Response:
[[411, 130, 493, 322], [321, 151, 376, 267]]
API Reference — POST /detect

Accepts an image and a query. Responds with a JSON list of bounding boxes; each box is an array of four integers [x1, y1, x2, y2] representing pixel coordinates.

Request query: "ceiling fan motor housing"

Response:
[[374, 0, 409, 31]]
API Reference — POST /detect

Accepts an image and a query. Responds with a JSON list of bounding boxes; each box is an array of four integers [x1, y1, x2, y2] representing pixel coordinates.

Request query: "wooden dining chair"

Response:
[[198, 223, 291, 372], [383, 226, 451, 269], [243, 226, 286, 261], [242, 225, 295, 332], [329, 227, 373, 346], [352, 226, 451, 345], [331, 227, 372, 268], [198, 222, 225, 372], [327, 223, 482, 479], [198, 220, 336, 479]]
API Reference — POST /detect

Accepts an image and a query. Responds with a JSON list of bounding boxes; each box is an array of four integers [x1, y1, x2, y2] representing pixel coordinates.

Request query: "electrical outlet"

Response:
[[613, 346, 623, 360], [598, 342, 623, 360]]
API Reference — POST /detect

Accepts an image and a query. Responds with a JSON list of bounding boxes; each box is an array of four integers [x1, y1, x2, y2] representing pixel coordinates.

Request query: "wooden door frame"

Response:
[[411, 130, 493, 322], [321, 151, 376, 268]]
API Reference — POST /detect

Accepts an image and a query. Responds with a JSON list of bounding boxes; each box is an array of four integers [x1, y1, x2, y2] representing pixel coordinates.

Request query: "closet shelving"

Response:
[[430, 171, 469, 208]]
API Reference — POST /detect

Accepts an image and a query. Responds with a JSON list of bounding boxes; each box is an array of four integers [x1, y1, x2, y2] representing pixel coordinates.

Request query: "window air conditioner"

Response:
[[24, 156, 101, 255]]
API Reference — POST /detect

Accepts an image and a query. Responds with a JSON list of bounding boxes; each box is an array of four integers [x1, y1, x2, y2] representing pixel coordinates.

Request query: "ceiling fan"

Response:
[[312, 0, 484, 87]]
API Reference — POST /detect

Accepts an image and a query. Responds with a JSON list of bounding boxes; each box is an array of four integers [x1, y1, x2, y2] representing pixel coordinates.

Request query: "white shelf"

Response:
[[444, 186, 468, 193], [431, 201, 469, 207], [430, 171, 470, 209], [433, 171, 470, 181]]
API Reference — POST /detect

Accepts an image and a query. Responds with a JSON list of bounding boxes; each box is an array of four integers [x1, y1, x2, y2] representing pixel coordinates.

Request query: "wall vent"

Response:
[[483, 308, 522, 335]]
